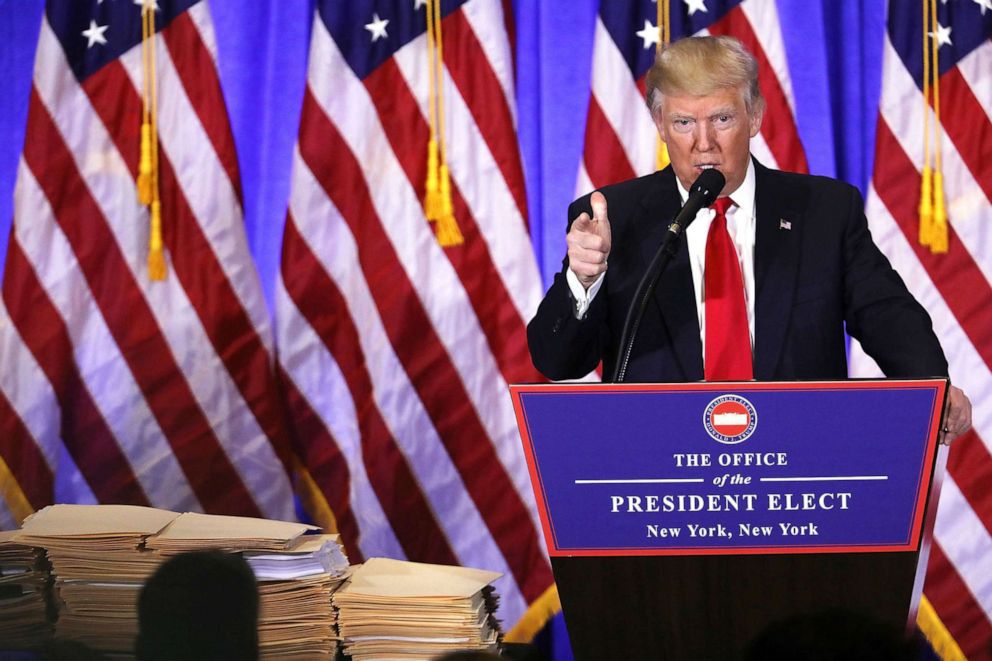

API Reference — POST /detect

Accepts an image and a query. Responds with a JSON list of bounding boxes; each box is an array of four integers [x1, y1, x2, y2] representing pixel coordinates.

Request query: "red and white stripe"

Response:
[[0, 4, 294, 525], [277, 0, 553, 632], [849, 33, 992, 657], [577, 0, 807, 197]]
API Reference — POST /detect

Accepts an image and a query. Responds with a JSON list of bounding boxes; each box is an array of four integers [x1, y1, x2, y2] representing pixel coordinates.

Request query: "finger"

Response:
[[568, 246, 609, 265], [590, 191, 609, 225], [576, 233, 609, 252], [570, 212, 592, 234], [955, 389, 973, 431], [589, 193, 612, 257], [567, 227, 609, 253], [946, 416, 972, 437], [944, 386, 973, 435]]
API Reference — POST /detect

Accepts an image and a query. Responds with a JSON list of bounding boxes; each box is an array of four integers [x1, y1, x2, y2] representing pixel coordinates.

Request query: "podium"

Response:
[[510, 380, 947, 659]]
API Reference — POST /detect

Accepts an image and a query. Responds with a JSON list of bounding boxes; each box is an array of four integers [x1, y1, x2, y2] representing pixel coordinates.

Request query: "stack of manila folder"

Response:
[[335, 556, 503, 660], [11, 504, 348, 658], [146, 511, 346, 659], [0, 530, 53, 649], [17, 504, 178, 653]]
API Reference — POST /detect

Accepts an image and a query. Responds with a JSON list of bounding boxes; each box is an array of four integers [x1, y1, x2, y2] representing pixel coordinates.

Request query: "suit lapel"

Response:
[[753, 160, 803, 379], [636, 169, 703, 381]]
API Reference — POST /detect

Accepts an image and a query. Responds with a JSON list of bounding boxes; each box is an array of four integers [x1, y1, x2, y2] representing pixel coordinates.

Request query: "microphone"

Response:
[[665, 167, 725, 242], [610, 168, 726, 383]]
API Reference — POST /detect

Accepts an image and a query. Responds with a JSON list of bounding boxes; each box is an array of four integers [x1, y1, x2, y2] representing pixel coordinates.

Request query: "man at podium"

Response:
[[526, 36, 971, 443]]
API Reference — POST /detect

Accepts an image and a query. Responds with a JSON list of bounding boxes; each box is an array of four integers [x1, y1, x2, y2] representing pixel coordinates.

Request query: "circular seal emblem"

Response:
[[703, 395, 757, 444]]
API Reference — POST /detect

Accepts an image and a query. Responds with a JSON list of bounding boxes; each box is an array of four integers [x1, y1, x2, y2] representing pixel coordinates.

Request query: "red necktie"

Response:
[[704, 197, 753, 381]]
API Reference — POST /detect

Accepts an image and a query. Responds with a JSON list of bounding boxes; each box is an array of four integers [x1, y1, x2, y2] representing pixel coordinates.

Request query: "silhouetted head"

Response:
[[745, 608, 917, 661], [136, 550, 259, 661]]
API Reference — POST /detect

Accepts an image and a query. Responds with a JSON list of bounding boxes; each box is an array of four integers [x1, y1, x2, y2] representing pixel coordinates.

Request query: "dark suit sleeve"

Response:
[[840, 186, 949, 377], [527, 196, 610, 381]]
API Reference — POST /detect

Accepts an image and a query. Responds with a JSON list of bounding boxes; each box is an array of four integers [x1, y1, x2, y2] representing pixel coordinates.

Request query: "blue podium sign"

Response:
[[510, 380, 945, 557]]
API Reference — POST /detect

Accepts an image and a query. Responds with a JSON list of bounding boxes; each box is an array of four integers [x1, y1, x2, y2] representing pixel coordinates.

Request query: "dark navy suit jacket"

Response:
[[527, 160, 948, 382]]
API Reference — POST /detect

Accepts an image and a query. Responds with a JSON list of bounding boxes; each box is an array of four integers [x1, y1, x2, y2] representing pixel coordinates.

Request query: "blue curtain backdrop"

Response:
[[0, 0, 884, 656]]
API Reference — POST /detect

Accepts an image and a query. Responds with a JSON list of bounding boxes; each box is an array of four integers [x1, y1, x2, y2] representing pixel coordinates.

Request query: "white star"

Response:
[[973, 0, 992, 14], [684, 0, 708, 16], [414, 0, 427, 9], [81, 20, 109, 48], [133, 0, 160, 10], [365, 13, 389, 42], [635, 20, 660, 49], [929, 22, 952, 47]]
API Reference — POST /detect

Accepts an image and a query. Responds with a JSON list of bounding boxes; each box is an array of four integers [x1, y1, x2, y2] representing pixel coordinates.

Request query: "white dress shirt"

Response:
[[567, 159, 758, 356]]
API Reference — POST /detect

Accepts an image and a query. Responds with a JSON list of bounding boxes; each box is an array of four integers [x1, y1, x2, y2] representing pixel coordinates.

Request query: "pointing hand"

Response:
[[567, 191, 612, 289]]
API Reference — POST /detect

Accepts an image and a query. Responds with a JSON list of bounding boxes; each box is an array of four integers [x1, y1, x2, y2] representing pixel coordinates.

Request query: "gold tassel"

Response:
[[424, 138, 442, 220], [928, 0, 948, 255], [424, 0, 463, 247], [654, 0, 670, 171], [137, 122, 153, 204], [656, 142, 670, 171], [435, 164, 463, 246], [662, 0, 670, 44], [931, 171, 948, 253], [423, 0, 442, 222], [918, 165, 934, 247], [917, 0, 950, 255], [141, 1, 167, 279], [138, 4, 152, 205], [918, 0, 933, 250], [148, 200, 166, 280]]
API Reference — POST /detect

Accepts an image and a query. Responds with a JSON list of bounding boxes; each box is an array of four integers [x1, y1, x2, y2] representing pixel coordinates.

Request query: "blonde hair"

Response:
[[645, 36, 764, 117]]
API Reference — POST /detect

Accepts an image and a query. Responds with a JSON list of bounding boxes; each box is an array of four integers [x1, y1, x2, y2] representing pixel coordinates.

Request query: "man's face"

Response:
[[653, 87, 762, 197]]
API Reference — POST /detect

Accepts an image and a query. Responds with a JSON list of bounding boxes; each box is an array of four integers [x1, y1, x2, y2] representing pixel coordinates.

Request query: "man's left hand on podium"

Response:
[[940, 385, 972, 445]]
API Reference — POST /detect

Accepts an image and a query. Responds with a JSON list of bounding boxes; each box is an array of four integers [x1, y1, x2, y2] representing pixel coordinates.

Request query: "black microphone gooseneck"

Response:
[[610, 168, 725, 383]]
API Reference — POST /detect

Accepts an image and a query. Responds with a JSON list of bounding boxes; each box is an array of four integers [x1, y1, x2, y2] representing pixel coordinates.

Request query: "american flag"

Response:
[[849, 0, 992, 657], [0, 1, 295, 526], [275, 0, 554, 636], [578, 0, 807, 196]]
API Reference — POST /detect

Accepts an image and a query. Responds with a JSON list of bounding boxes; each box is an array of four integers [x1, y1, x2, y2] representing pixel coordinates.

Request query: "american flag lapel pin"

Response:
[[779, 218, 792, 230]]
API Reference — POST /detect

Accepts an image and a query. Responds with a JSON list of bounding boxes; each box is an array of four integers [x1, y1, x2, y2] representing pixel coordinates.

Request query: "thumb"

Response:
[[590, 191, 611, 240]]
